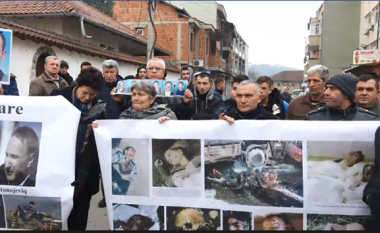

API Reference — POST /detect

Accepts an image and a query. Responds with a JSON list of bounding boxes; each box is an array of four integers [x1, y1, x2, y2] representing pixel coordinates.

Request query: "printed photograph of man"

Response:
[[152, 81, 162, 95], [175, 81, 187, 96], [164, 81, 174, 96], [0, 29, 12, 85], [4, 195, 62, 230], [111, 138, 149, 197], [0, 121, 42, 187], [117, 81, 127, 94], [126, 80, 138, 94]]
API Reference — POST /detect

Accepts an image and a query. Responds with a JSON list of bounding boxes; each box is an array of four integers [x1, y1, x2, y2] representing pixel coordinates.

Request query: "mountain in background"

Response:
[[247, 63, 298, 80]]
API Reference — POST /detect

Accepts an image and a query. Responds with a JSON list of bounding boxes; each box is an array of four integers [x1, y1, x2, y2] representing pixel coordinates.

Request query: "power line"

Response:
[[132, 1, 143, 38], [156, 5, 170, 45]]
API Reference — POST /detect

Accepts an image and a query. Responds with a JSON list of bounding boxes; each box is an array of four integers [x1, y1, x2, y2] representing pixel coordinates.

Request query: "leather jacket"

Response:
[[306, 104, 378, 121]]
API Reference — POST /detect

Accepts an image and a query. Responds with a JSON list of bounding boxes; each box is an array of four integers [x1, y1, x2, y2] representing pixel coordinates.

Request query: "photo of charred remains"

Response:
[[307, 214, 376, 230], [254, 213, 303, 230], [112, 204, 164, 231], [223, 210, 252, 231], [166, 207, 221, 231], [204, 140, 303, 207]]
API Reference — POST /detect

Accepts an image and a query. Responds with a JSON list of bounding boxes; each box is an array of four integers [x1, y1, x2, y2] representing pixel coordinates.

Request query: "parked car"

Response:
[[291, 89, 302, 99]]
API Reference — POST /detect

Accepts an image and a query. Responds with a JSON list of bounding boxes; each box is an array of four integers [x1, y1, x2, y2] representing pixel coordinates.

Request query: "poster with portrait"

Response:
[[94, 120, 378, 230], [0, 28, 12, 85], [114, 80, 188, 98], [0, 95, 80, 230]]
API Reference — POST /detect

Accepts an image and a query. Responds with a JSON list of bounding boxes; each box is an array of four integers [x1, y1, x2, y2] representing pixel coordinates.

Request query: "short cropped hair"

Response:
[[257, 76, 273, 88], [232, 75, 249, 85], [76, 67, 105, 91]]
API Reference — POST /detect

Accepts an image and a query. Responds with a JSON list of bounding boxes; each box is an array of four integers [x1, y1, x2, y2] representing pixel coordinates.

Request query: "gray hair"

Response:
[[239, 80, 261, 96], [147, 58, 166, 70], [307, 65, 329, 80], [45, 56, 59, 64], [102, 59, 119, 71], [131, 81, 157, 100]]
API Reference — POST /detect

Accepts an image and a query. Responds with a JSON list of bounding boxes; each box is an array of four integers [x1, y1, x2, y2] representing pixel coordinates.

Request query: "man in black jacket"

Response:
[[176, 70, 223, 120], [306, 74, 378, 121], [257, 76, 287, 119], [220, 80, 277, 123]]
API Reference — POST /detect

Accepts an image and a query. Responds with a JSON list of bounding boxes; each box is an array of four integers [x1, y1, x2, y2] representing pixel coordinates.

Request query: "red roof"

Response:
[[0, 1, 171, 55], [0, 17, 179, 72]]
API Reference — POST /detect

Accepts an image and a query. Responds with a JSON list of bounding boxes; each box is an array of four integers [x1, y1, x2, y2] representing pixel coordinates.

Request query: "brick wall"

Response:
[[114, 1, 191, 65]]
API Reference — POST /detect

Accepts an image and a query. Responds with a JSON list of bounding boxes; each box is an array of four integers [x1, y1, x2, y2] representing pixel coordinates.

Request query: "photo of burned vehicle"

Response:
[[204, 140, 303, 208]]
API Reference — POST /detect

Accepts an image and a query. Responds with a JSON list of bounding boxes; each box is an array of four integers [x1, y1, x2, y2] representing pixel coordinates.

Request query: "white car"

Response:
[[291, 89, 302, 99]]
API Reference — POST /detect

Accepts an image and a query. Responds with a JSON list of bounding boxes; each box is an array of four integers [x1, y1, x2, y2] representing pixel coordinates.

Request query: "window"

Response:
[[315, 24, 320, 35], [309, 23, 319, 35], [135, 27, 144, 35], [292, 83, 295, 87], [277, 83, 280, 87], [190, 33, 194, 52], [365, 14, 371, 30], [374, 5, 379, 24]]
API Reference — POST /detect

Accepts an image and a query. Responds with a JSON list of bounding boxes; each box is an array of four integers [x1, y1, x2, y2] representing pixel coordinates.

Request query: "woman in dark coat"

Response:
[[50, 67, 106, 230]]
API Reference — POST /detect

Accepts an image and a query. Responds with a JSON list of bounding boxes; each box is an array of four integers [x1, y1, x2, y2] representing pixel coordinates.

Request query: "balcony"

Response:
[[222, 39, 231, 52], [309, 35, 320, 46], [208, 55, 226, 71]]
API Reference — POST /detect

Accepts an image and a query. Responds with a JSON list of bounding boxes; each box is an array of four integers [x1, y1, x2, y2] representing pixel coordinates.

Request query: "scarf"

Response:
[[119, 103, 172, 120], [72, 87, 106, 155]]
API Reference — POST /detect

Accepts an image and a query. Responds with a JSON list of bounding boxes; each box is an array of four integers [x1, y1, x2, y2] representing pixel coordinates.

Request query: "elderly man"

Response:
[[306, 74, 378, 121], [287, 65, 328, 120], [146, 58, 166, 80], [220, 80, 277, 124], [29, 56, 68, 96]]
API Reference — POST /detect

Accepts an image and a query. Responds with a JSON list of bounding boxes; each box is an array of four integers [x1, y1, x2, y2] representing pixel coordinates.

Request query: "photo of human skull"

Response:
[[204, 140, 303, 207]]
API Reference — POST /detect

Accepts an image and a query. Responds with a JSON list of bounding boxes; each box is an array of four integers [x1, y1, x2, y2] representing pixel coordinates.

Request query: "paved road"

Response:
[[62, 190, 109, 230]]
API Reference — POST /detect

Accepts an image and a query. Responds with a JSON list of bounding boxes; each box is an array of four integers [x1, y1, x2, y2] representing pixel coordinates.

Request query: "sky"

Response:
[[218, 1, 323, 69]]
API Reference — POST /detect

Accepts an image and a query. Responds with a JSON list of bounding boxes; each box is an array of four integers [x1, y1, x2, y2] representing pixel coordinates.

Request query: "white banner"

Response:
[[94, 120, 379, 231], [0, 96, 80, 230]]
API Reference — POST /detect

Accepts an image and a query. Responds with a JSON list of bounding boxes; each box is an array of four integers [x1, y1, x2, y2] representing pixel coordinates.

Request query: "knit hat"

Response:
[[60, 60, 69, 69], [325, 74, 358, 102]]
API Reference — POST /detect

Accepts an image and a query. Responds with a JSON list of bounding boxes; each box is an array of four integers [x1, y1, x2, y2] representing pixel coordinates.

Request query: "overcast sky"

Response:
[[219, 1, 323, 69]]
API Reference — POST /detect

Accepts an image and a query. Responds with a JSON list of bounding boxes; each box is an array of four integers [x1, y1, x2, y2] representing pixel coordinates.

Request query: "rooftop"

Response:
[[271, 70, 304, 82]]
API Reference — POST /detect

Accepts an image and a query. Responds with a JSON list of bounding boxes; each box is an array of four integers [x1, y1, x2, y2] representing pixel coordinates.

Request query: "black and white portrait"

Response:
[[0, 121, 42, 187]]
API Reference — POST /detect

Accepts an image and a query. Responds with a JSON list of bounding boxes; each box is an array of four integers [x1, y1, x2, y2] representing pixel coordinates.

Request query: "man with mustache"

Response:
[[306, 74, 378, 121], [355, 72, 380, 116], [287, 65, 328, 120], [0, 126, 39, 186]]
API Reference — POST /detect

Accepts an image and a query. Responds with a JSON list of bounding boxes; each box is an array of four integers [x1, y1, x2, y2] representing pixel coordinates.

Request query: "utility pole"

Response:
[[147, 1, 156, 60]]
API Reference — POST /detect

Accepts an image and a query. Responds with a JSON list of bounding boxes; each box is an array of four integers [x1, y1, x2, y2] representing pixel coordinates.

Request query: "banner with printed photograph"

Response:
[[115, 80, 188, 97], [0, 96, 80, 230], [94, 120, 378, 231]]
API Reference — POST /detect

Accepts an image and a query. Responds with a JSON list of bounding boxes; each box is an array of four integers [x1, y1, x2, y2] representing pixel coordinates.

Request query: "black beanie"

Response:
[[325, 74, 358, 102], [60, 60, 69, 69]]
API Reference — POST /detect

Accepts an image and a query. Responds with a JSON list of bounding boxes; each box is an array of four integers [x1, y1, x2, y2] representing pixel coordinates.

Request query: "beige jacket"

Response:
[[29, 71, 68, 96]]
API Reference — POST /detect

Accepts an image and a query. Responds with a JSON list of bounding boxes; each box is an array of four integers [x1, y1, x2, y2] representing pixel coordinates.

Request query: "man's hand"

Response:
[[219, 113, 235, 125], [183, 89, 193, 104], [0, 84, 3, 95], [110, 87, 124, 103], [158, 116, 170, 123]]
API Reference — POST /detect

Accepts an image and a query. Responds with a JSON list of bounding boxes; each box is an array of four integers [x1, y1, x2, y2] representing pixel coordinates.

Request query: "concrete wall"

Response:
[[320, 1, 361, 76]]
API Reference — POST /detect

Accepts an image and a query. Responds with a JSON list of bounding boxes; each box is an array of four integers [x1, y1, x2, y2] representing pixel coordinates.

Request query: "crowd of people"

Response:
[[1, 55, 380, 229]]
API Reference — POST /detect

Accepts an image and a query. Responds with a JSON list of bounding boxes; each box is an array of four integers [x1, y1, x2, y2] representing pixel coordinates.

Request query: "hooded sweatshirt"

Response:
[[179, 66, 195, 94]]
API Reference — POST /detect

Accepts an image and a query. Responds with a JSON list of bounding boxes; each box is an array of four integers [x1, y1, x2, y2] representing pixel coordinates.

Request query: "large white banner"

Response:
[[0, 96, 79, 230], [95, 120, 379, 231]]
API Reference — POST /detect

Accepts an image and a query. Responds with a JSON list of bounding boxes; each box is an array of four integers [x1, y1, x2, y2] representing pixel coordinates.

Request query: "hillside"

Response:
[[248, 63, 298, 79]]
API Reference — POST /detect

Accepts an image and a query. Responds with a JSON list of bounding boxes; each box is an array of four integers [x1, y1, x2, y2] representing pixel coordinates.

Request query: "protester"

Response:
[[281, 86, 292, 103], [29, 56, 68, 96], [80, 61, 92, 71], [287, 65, 328, 120], [175, 70, 223, 120], [95, 81, 176, 125], [306, 74, 378, 121], [257, 76, 288, 119], [213, 77, 225, 100], [355, 72, 380, 116], [50, 67, 106, 230], [179, 66, 195, 93], [136, 66, 147, 79], [0, 73, 19, 95], [219, 80, 277, 124], [213, 74, 249, 118], [59, 60, 74, 85]]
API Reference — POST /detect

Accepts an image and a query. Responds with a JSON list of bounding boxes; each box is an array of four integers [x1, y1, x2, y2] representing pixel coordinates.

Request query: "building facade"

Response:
[[271, 71, 304, 92], [0, 1, 180, 95], [359, 1, 379, 50]]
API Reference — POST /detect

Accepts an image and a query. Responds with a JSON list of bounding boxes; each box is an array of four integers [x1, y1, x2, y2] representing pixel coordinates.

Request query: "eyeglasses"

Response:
[[147, 67, 163, 71]]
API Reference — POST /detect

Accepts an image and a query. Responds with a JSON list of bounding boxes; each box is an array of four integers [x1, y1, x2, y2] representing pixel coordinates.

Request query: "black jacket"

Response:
[[50, 86, 105, 197], [263, 88, 286, 119], [364, 126, 380, 219], [225, 105, 278, 120], [175, 84, 223, 120], [59, 72, 74, 86], [306, 104, 379, 121]]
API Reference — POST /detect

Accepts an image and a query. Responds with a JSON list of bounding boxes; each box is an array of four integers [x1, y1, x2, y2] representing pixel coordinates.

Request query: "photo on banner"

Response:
[[112, 204, 164, 230], [0, 121, 42, 187], [204, 140, 303, 208], [3, 195, 62, 230], [166, 207, 221, 230], [126, 80, 138, 94], [111, 138, 149, 197], [116, 80, 127, 94], [223, 210, 252, 230], [254, 212, 303, 230], [307, 141, 374, 209], [0, 28, 12, 85], [151, 80, 163, 96], [162, 81, 174, 97], [307, 214, 375, 230], [151, 139, 202, 197], [175, 80, 187, 96]]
